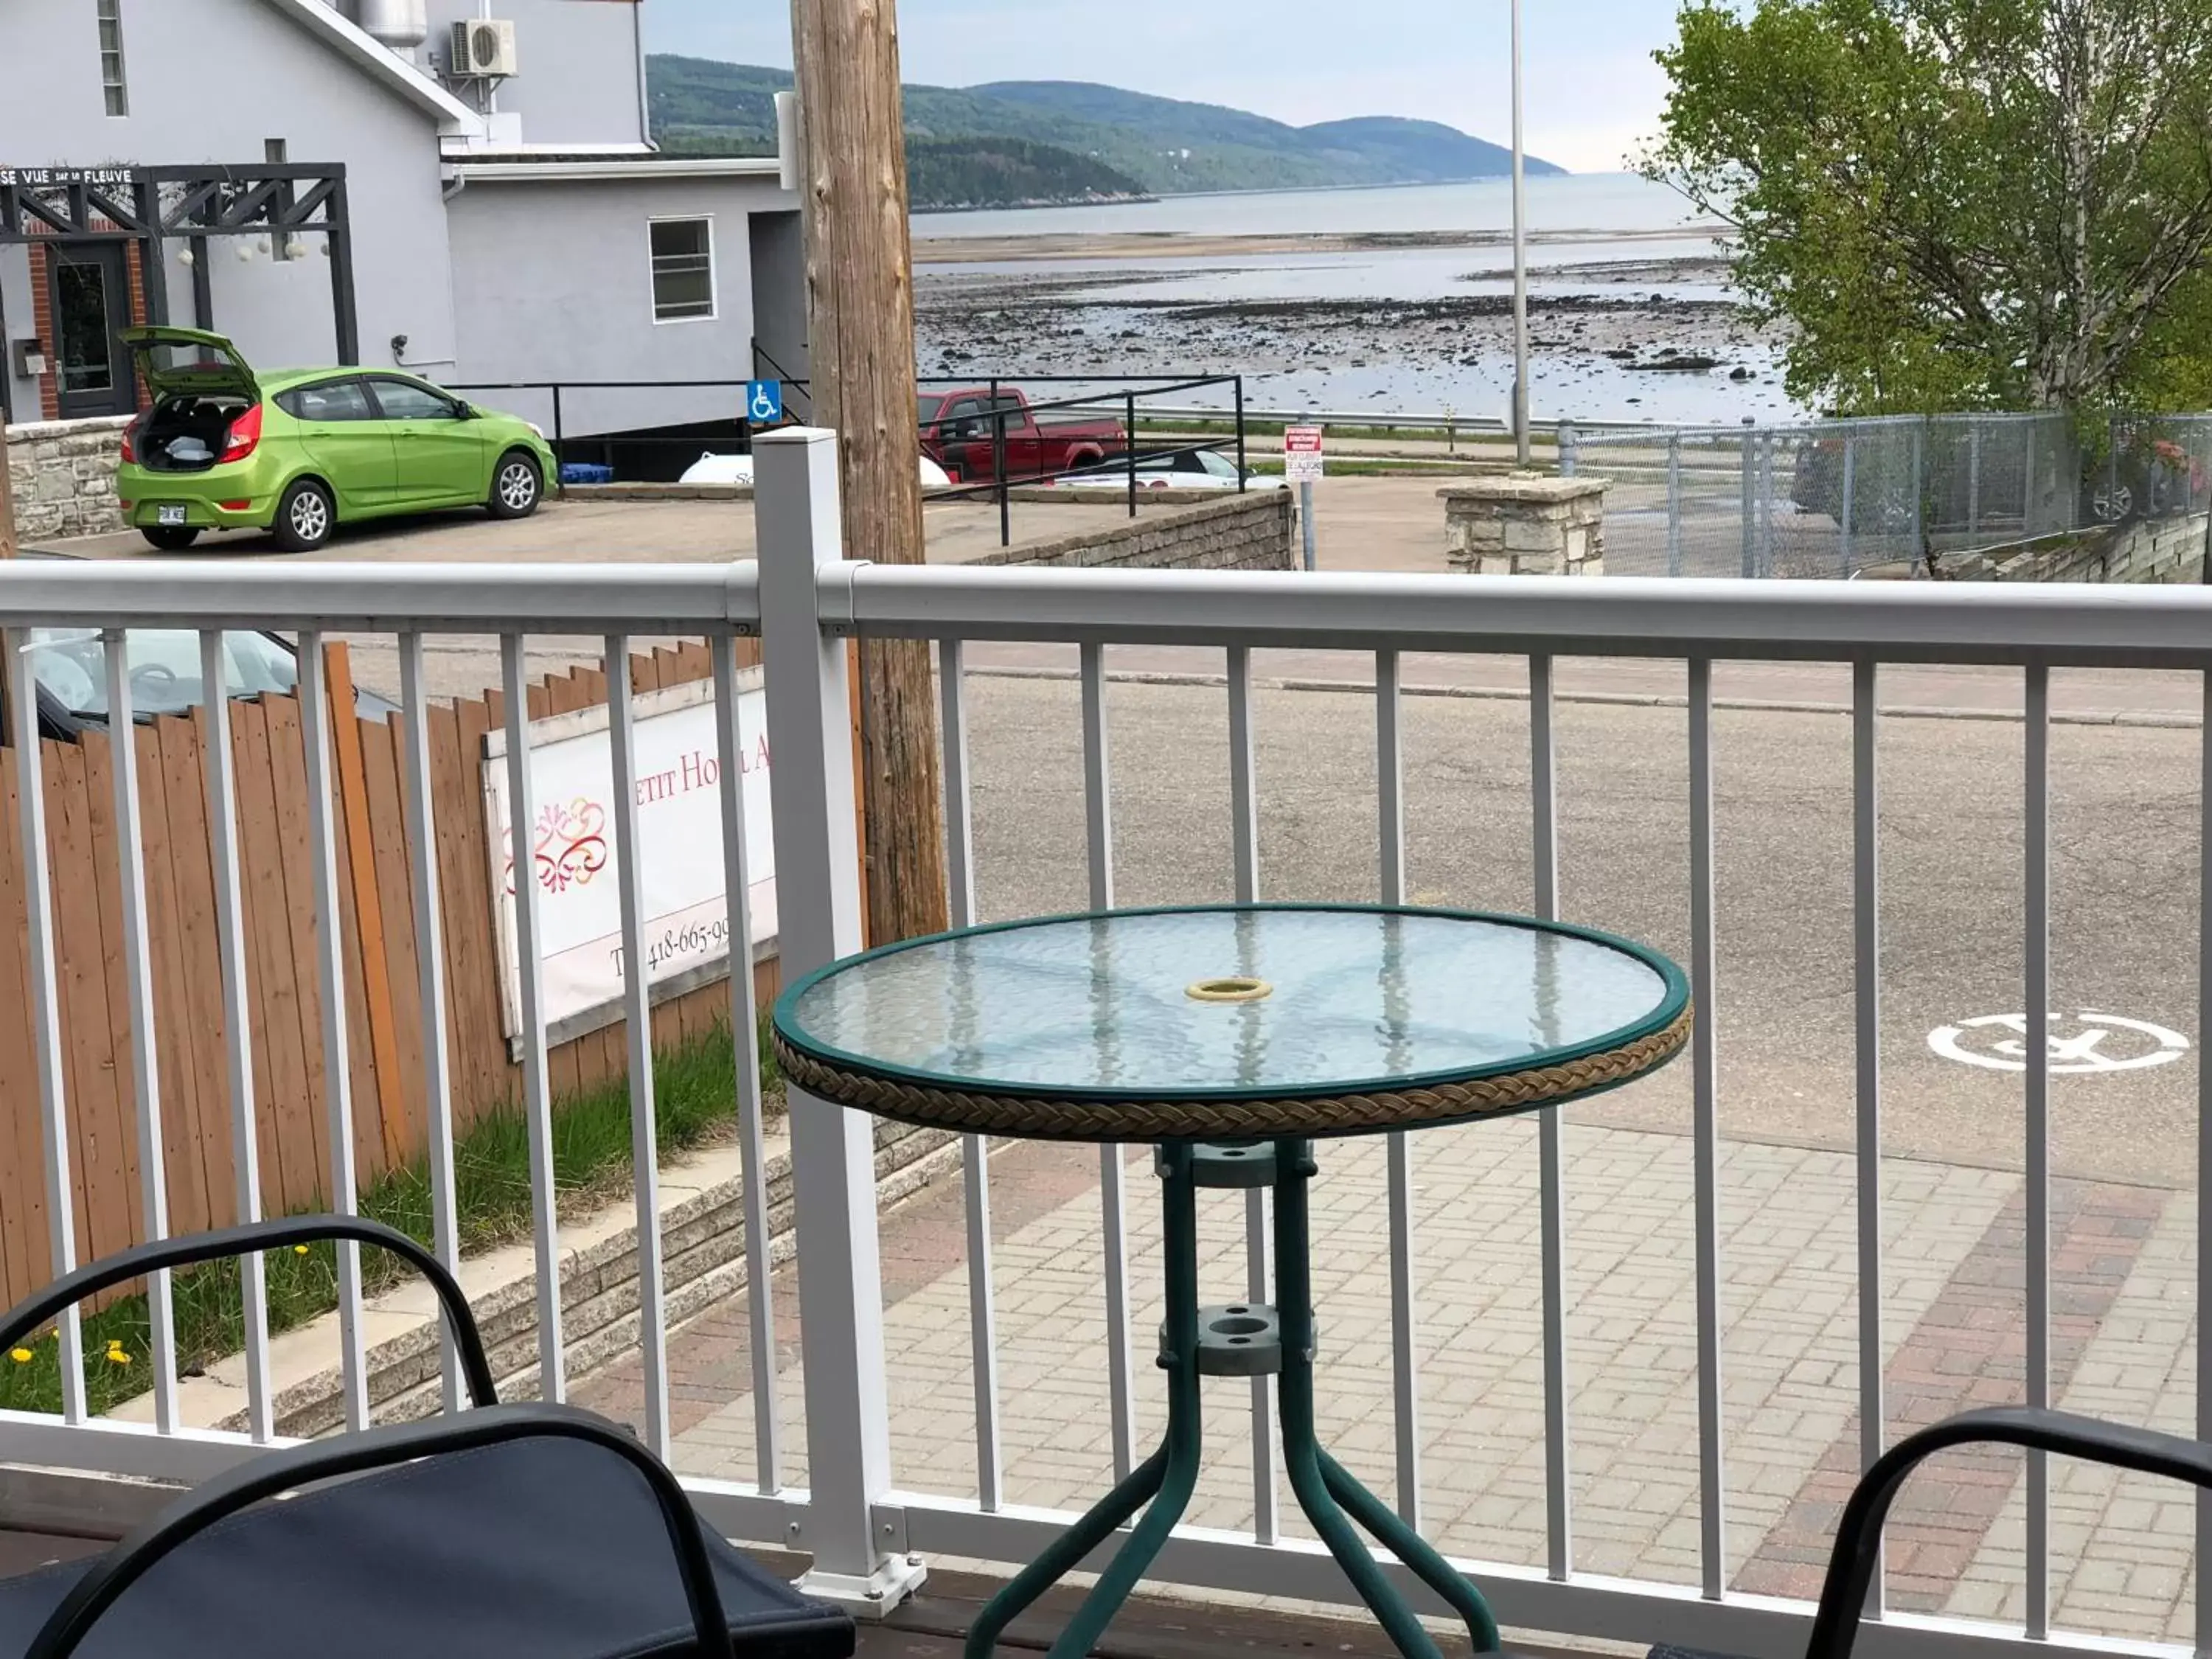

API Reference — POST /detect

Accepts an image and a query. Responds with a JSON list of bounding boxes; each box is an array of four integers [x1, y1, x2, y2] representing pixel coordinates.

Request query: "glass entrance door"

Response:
[[48, 243, 136, 419]]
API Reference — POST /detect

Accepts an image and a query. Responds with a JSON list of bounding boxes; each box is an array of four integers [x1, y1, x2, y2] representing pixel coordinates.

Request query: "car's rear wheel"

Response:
[[2091, 481, 2135, 524], [489, 451, 543, 519], [271, 479, 335, 552], [140, 526, 201, 551]]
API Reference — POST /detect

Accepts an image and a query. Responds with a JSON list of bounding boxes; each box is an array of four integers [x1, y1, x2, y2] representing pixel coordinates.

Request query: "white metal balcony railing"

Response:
[[0, 425, 2209, 1659]]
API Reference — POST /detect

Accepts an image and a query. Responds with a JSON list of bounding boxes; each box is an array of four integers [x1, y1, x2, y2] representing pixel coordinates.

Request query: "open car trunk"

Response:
[[133, 394, 251, 472], [120, 327, 261, 474]]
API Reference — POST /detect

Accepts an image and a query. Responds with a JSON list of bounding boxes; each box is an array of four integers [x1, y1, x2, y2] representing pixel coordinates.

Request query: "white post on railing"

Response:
[[9, 632, 86, 1424], [2198, 672, 2212, 1659], [754, 426, 928, 1615]]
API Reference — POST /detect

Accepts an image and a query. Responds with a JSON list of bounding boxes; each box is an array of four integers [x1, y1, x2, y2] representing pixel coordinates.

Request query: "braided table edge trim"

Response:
[[771, 1004, 1693, 1140]]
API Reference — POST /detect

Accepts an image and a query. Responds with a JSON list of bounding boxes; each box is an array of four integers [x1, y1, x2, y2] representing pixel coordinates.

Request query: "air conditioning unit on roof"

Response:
[[450, 18, 518, 78]]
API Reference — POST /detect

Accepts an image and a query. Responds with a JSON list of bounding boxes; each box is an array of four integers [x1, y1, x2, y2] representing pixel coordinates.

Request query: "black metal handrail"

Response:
[[908, 373, 1249, 541], [448, 359, 1253, 542]]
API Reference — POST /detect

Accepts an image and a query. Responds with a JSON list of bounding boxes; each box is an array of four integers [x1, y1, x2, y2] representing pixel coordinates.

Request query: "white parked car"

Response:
[[681, 452, 953, 488], [1051, 449, 1285, 492]]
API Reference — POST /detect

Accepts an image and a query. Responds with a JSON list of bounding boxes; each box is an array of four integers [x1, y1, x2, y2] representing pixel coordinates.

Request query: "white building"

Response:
[[1, 0, 806, 456]]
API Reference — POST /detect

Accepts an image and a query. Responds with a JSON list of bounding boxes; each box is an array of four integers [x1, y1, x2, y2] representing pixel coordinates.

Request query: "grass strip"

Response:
[[1, 1018, 776, 1418]]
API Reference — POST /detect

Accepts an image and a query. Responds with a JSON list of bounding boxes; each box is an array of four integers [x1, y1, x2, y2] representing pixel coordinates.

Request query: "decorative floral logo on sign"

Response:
[[502, 797, 609, 897]]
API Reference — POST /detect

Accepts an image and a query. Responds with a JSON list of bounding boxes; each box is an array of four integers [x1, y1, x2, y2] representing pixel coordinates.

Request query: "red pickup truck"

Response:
[[918, 386, 1127, 484]]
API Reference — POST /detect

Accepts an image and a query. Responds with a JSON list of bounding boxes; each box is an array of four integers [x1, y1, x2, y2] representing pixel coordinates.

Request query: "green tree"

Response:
[[1646, 0, 2212, 414]]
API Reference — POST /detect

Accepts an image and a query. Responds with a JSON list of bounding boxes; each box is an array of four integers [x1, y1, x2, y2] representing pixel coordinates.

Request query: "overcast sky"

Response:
[[642, 1, 1676, 175]]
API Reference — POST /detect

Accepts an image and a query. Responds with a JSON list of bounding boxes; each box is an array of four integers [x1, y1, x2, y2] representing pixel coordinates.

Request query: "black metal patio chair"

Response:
[[0, 1216, 855, 1659], [1652, 1407, 2212, 1659]]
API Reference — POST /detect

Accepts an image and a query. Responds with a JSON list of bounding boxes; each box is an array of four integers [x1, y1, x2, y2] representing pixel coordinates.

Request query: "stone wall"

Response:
[[558, 482, 1297, 571], [972, 489, 1296, 571], [1939, 513, 2208, 584], [1441, 475, 1609, 575], [4, 417, 131, 542]]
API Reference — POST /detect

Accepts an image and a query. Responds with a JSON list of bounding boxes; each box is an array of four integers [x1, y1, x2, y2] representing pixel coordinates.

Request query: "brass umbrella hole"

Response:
[[1186, 976, 1273, 1004]]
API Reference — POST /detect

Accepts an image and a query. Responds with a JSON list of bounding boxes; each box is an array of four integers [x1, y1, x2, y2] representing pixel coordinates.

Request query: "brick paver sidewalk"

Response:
[[573, 1118, 2197, 1645]]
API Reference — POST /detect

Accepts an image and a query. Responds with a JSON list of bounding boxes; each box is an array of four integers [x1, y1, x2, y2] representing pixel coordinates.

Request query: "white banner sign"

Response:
[[481, 673, 774, 1042], [1284, 424, 1326, 484]]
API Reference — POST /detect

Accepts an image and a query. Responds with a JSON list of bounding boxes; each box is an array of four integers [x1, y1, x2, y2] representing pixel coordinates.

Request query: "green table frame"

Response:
[[773, 903, 1694, 1659], [964, 1138, 1500, 1659]]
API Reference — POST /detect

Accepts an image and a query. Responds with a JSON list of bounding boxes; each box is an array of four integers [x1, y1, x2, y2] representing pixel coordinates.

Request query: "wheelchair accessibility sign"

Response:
[[745, 380, 785, 424], [1928, 1011, 2190, 1074]]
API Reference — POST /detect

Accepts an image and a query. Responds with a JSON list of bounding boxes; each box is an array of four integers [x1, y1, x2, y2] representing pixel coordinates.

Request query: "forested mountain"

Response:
[[646, 58, 1563, 204], [905, 138, 1147, 210]]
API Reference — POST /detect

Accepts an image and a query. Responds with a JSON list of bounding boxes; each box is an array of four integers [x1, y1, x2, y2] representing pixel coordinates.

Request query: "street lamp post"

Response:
[[1510, 0, 1531, 467]]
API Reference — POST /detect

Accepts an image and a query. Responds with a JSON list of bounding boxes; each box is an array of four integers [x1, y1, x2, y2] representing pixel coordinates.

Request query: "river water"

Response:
[[914, 173, 1703, 242]]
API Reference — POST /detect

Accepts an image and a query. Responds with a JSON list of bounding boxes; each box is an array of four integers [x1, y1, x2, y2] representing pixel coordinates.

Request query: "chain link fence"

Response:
[[1565, 413, 2212, 578]]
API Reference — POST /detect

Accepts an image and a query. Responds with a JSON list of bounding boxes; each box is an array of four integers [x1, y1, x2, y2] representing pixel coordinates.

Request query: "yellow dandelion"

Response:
[[293, 1245, 310, 1256], [8, 1348, 31, 1364], [104, 1345, 130, 1366]]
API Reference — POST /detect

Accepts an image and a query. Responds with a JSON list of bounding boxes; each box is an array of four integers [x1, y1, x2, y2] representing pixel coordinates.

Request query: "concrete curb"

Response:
[[119, 1116, 963, 1441]]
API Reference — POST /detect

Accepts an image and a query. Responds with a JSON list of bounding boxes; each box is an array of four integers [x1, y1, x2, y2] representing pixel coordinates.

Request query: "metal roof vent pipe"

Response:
[[357, 0, 430, 56]]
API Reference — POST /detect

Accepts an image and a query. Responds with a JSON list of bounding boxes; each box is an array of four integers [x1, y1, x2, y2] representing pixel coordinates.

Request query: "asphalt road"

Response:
[[43, 493, 2208, 1189], [956, 672, 2205, 1192]]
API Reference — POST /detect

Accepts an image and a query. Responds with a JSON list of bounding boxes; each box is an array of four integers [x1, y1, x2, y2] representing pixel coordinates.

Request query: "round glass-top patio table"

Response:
[[771, 905, 1691, 1659], [773, 904, 1690, 1143]]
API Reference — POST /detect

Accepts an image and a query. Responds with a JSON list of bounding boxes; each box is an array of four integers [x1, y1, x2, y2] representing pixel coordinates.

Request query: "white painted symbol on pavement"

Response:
[[1927, 1011, 2190, 1074]]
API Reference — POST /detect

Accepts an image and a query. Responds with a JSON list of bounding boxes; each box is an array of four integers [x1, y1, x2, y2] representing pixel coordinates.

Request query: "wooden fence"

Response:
[[0, 637, 770, 1308]]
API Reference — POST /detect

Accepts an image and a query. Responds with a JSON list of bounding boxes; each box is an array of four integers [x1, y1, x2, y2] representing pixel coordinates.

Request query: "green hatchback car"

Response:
[[115, 327, 557, 552]]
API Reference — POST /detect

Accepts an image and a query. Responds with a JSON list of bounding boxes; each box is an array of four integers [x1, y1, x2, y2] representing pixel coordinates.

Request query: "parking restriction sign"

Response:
[[1284, 425, 1326, 484], [745, 380, 785, 424]]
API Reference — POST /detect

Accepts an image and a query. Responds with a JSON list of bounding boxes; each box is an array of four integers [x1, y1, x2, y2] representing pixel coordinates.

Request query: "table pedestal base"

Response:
[[963, 1140, 1500, 1659]]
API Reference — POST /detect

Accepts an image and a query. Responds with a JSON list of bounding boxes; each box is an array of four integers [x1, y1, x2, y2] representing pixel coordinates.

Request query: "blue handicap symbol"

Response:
[[746, 380, 785, 423]]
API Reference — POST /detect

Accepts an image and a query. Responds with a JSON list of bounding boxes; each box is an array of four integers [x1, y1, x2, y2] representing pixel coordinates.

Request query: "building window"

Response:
[[650, 219, 715, 323], [97, 0, 128, 117]]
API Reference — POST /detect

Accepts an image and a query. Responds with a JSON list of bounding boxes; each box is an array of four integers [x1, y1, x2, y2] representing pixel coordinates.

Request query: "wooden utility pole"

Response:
[[790, 0, 948, 945]]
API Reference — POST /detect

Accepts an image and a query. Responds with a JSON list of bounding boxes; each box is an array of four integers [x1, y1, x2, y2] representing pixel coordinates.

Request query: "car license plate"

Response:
[[156, 505, 188, 527]]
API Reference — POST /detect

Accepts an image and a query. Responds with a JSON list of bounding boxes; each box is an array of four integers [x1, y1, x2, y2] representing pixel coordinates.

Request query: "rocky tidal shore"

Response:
[[917, 264, 1789, 417]]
